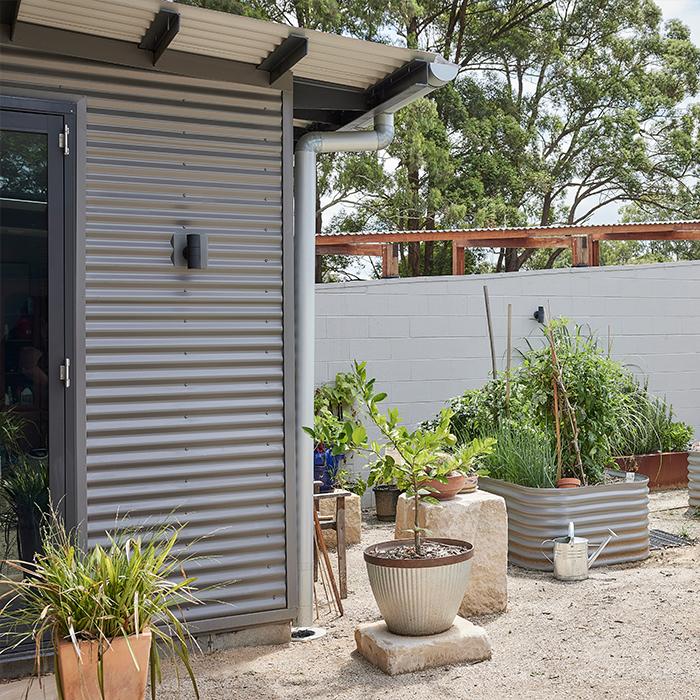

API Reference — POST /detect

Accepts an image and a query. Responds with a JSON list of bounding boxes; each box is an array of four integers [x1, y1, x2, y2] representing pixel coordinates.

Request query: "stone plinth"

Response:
[[319, 494, 362, 548], [395, 490, 508, 616], [355, 618, 491, 676]]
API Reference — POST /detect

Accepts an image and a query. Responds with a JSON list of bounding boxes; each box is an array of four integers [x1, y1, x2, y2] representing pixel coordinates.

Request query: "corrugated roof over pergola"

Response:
[[316, 221, 700, 275]]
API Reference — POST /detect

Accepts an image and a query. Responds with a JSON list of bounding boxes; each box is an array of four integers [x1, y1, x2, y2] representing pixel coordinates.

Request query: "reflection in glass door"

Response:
[[0, 110, 66, 587]]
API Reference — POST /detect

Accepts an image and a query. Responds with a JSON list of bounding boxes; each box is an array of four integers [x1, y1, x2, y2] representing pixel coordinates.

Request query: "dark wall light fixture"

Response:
[[171, 232, 208, 270], [533, 306, 545, 324]]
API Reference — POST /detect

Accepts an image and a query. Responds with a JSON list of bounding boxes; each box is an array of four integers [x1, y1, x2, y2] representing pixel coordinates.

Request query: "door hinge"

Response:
[[58, 125, 70, 156], [59, 358, 71, 388]]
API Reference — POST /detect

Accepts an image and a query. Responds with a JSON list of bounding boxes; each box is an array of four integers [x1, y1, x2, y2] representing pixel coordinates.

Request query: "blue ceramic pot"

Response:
[[313, 449, 345, 492]]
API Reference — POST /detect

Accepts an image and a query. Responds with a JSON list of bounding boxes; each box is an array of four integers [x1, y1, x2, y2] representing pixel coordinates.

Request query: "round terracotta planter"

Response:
[[556, 477, 581, 489], [56, 628, 152, 700], [460, 474, 479, 494], [422, 473, 466, 500], [364, 538, 474, 636]]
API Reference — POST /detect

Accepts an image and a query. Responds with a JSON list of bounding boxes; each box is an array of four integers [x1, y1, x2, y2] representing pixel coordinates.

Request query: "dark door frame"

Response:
[[0, 92, 86, 543]]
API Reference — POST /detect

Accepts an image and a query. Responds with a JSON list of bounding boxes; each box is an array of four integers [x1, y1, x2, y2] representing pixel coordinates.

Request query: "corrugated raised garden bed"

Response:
[[479, 471, 650, 571]]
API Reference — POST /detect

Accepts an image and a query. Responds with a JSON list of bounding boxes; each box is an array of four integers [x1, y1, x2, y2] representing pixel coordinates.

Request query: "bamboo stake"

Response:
[[483, 285, 497, 380], [313, 510, 343, 616], [548, 330, 563, 482], [548, 327, 585, 483], [313, 537, 333, 616], [505, 303, 512, 409]]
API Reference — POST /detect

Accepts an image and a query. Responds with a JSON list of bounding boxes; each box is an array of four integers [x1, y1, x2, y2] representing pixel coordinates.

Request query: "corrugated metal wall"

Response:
[[1, 47, 291, 627], [690, 451, 700, 508]]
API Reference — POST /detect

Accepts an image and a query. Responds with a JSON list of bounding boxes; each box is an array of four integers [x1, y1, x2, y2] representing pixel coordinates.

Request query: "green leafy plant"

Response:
[[0, 455, 49, 562], [0, 409, 26, 458], [431, 319, 693, 487], [610, 385, 693, 456], [351, 361, 456, 555], [333, 468, 367, 497], [442, 438, 496, 477], [0, 508, 201, 700], [303, 407, 367, 457], [305, 369, 367, 456]]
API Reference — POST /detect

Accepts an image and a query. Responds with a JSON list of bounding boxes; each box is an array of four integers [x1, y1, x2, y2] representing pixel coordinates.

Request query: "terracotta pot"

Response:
[[556, 477, 581, 489], [364, 538, 474, 636], [613, 452, 688, 489], [56, 628, 152, 700], [460, 474, 479, 494], [422, 472, 466, 500]]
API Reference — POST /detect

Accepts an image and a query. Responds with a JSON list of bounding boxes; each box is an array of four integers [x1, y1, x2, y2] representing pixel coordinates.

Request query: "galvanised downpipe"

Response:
[[294, 114, 394, 627]]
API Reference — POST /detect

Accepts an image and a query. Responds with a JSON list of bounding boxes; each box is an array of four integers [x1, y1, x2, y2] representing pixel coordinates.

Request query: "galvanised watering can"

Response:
[[542, 522, 617, 581]]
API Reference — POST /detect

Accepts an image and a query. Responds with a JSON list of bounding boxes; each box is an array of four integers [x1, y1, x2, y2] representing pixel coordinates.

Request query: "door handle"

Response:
[[59, 358, 71, 388]]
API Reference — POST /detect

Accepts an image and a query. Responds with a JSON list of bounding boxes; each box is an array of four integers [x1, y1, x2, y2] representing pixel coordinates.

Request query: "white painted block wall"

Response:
[[316, 261, 700, 485]]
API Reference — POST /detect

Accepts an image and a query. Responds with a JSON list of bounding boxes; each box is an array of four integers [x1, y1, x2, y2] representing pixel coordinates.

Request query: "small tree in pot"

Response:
[[351, 362, 476, 636]]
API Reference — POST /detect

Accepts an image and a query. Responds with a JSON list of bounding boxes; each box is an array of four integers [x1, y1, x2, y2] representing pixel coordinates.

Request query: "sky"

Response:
[[657, 0, 700, 44]]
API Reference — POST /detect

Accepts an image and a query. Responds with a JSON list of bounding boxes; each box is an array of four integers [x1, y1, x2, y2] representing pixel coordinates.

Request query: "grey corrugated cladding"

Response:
[[2, 47, 291, 628], [690, 451, 700, 508]]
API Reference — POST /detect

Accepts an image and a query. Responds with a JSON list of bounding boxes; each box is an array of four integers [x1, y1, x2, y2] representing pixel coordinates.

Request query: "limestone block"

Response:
[[354, 618, 491, 676], [319, 494, 362, 548], [395, 490, 508, 616]]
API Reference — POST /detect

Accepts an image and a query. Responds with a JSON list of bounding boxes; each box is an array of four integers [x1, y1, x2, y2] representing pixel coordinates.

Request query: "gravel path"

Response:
[[4, 491, 699, 700]]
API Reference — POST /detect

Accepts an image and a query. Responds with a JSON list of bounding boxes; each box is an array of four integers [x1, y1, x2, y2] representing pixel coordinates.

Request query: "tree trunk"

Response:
[[407, 162, 421, 276]]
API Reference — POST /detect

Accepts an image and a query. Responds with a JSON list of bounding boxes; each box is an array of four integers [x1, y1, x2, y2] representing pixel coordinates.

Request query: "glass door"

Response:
[[0, 109, 66, 585]]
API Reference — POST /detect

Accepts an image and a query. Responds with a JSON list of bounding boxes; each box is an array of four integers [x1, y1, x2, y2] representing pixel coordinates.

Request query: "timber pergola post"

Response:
[[382, 243, 400, 278], [452, 240, 466, 275]]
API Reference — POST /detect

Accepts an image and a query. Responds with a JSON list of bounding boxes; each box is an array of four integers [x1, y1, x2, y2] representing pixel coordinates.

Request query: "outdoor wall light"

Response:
[[171, 232, 208, 269], [533, 306, 545, 323]]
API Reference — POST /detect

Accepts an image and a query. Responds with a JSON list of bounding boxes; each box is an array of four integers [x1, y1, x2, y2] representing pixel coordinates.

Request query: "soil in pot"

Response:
[[421, 472, 466, 500], [56, 628, 152, 700], [374, 485, 400, 521], [364, 538, 474, 636], [556, 477, 581, 489]]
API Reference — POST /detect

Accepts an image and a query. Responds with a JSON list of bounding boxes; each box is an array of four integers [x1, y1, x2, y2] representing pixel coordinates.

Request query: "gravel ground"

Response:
[[4, 490, 699, 700]]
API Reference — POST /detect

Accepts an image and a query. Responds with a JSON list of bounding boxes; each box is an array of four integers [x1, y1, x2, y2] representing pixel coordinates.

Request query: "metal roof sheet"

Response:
[[318, 220, 700, 239], [16, 0, 437, 90]]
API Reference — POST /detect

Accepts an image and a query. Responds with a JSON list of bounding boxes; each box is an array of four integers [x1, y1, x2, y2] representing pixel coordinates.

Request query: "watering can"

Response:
[[542, 522, 617, 581]]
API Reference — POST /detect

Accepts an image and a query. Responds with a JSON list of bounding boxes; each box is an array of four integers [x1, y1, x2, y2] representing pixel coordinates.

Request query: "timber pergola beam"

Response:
[[316, 220, 700, 277]]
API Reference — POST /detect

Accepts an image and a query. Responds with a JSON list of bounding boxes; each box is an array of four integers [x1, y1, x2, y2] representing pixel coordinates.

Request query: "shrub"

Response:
[[431, 319, 694, 487]]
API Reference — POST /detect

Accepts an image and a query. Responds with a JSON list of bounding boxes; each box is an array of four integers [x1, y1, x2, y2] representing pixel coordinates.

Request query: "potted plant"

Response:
[[610, 387, 693, 488], [0, 508, 201, 700], [306, 371, 366, 492], [305, 406, 366, 492], [352, 362, 475, 636], [423, 440, 495, 498], [0, 454, 49, 563]]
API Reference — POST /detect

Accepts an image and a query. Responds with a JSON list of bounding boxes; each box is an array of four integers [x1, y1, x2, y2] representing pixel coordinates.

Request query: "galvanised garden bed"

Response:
[[479, 471, 650, 571], [689, 451, 700, 509]]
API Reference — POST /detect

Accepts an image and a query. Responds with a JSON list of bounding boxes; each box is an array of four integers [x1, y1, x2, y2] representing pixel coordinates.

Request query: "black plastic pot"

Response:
[[373, 485, 400, 522]]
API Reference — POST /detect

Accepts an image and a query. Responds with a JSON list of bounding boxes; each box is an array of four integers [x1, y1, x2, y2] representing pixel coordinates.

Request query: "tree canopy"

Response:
[[184, 0, 700, 278]]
